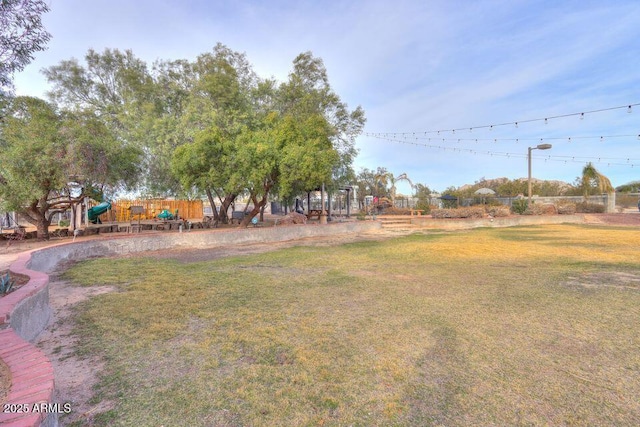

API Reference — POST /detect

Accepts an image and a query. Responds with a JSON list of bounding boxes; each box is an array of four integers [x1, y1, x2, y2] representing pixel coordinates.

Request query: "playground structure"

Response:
[[87, 201, 112, 224], [110, 199, 203, 222]]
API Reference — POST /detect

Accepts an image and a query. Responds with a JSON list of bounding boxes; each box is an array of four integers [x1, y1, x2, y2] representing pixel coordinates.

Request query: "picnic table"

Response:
[[306, 209, 327, 220], [231, 211, 245, 224]]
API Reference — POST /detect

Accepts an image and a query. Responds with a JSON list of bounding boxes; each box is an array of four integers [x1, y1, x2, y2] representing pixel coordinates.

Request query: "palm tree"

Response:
[[374, 172, 392, 199], [581, 162, 614, 200]]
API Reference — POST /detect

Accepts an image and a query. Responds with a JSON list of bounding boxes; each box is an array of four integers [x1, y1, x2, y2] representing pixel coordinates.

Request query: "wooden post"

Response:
[[320, 183, 327, 224]]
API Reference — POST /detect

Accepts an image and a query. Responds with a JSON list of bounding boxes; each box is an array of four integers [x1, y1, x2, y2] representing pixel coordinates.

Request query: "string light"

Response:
[[364, 133, 638, 144], [366, 133, 639, 167], [366, 102, 638, 136]]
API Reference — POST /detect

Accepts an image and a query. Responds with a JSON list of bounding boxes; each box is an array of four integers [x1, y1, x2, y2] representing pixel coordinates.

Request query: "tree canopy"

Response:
[[0, 0, 51, 96], [44, 45, 365, 226], [0, 96, 142, 238]]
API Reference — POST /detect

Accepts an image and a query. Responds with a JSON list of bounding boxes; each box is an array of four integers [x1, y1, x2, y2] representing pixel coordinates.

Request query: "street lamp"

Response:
[[528, 143, 552, 204]]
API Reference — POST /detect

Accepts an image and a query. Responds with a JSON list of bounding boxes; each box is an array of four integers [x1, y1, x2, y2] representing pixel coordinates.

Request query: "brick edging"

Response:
[[0, 328, 55, 426], [1, 250, 57, 427]]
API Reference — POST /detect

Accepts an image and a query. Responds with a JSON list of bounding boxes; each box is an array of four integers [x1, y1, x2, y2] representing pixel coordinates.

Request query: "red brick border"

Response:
[[0, 250, 56, 427]]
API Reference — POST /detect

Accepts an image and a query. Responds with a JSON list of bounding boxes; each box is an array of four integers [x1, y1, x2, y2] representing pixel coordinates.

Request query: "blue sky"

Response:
[[13, 0, 640, 194]]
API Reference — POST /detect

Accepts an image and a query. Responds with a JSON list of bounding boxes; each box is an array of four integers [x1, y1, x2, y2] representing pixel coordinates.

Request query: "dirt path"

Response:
[[582, 212, 640, 226], [34, 281, 116, 425]]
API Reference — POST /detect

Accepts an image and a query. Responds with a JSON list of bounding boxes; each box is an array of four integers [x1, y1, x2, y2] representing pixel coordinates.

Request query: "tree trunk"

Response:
[[240, 192, 269, 228], [23, 203, 51, 240], [35, 216, 51, 240], [218, 194, 236, 224], [205, 189, 219, 222]]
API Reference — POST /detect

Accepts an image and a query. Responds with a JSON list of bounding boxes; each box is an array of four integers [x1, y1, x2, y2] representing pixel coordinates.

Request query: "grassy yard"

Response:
[[62, 224, 640, 426]]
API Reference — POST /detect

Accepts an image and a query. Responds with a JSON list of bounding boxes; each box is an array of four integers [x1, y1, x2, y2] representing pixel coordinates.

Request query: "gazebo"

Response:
[[474, 188, 496, 204]]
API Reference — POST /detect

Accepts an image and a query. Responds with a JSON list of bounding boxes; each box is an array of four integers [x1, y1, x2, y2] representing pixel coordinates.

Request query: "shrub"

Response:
[[415, 201, 432, 214], [541, 204, 557, 215], [524, 203, 546, 215], [511, 199, 528, 215], [485, 205, 510, 217], [575, 202, 605, 213], [58, 219, 70, 227], [616, 194, 639, 209], [384, 207, 411, 215], [431, 207, 485, 219], [556, 203, 576, 215]]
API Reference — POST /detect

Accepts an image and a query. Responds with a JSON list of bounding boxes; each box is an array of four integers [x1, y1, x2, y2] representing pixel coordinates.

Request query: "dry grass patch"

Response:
[[60, 224, 640, 426]]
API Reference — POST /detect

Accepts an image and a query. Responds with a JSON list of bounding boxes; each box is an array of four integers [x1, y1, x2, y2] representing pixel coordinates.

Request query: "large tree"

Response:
[[44, 44, 259, 198], [0, 96, 141, 239], [0, 0, 51, 97], [277, 52, 365, 196], [45, 47, 365, 221], [173, 50, 364, 227]]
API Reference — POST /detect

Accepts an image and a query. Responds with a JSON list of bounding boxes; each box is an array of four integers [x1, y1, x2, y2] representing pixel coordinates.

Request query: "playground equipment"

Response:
[[157, 209, 177, 220], [87, 201, 112, 224]]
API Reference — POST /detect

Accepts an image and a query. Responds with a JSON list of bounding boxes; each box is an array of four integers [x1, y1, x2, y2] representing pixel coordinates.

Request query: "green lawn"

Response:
[[62, 224, 640, 426]]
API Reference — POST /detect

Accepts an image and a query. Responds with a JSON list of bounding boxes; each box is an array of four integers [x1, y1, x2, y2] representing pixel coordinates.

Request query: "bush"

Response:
[[575, 202, 605, 213], [485, 206, 510, 217], [524, 203, 546, 215], [511, 199, 528, 215], [58, 219, 70, 227], [384, 207, 411, 215], [556, 203, 576, 215], [415, 201, 432, 214], [541, 204, 557, 215], [431, 207, 485, 219], [616, 194, 639, 209]]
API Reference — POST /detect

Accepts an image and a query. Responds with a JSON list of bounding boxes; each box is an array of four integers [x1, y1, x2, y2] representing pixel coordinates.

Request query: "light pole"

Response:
[[528, 143, 552, 205]]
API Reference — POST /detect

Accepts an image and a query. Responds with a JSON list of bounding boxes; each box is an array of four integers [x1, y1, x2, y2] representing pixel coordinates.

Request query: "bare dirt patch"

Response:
[[564, 271, 640, 291], [34, 279, 117, 425], [582, 213, 640, 227]]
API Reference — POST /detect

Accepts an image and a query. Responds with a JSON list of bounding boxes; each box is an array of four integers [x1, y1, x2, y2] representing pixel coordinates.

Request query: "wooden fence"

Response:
[[109, 200, 204, 222]]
